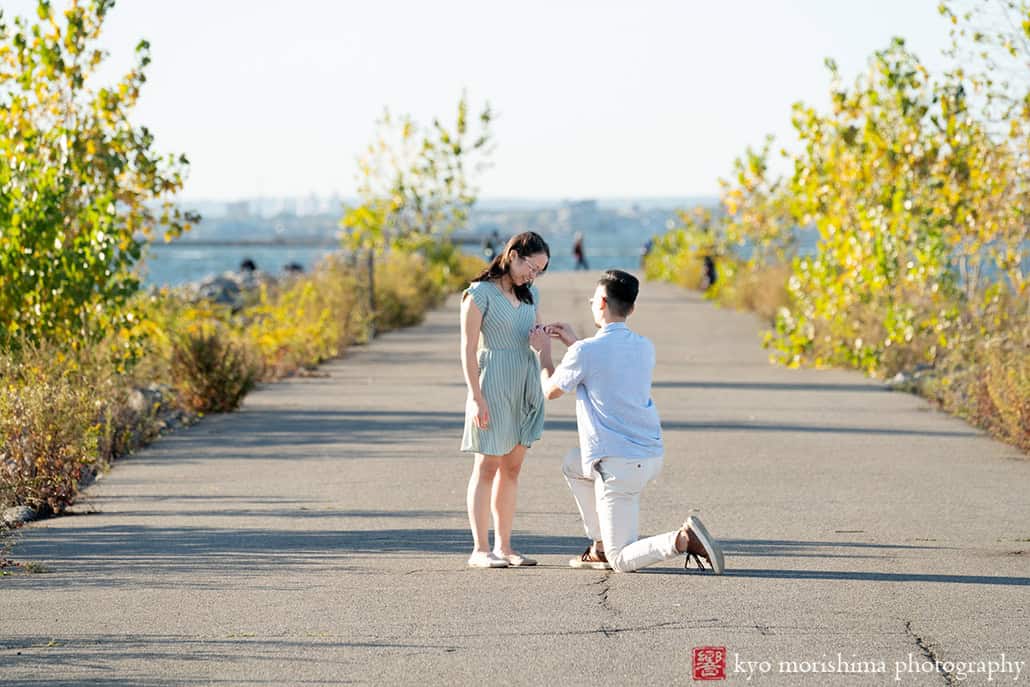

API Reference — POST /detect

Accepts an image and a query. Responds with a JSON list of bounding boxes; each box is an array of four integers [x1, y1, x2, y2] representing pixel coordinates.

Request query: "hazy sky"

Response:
[[4, 1, 955, 200]]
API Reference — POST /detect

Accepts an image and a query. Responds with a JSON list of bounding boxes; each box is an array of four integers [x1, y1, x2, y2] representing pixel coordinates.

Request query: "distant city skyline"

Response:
[[5, 1, 955, 200], [185, 193, 720, 219]]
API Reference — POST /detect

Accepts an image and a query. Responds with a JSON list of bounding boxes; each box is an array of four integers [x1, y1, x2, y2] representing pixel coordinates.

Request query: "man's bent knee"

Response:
[[609, 550, 638, 573]]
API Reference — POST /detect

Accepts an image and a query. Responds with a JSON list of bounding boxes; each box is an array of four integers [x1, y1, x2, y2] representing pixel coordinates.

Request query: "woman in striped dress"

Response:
[[461, 232, 550, 568]]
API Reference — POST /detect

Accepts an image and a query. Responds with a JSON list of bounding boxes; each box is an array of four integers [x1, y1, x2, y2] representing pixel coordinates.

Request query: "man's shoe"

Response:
[[569, 545, 612, 570], [683, 515, 725, 575], [468, 551, 509, 568]]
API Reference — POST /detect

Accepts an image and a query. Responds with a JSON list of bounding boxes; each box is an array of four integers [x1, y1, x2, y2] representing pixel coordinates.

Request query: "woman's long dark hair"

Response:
[[471, 231, 550, 304]]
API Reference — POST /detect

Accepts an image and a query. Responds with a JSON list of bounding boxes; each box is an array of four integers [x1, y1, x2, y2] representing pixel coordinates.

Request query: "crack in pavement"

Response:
[[444, 620, 695, 640], [591, 574, 615, 614], [588, 573, 619, 638], [905, 620, 957, 686]]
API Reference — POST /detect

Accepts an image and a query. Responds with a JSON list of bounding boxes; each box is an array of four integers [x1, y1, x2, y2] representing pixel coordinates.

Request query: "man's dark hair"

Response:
[[599, 269, 639, 317]]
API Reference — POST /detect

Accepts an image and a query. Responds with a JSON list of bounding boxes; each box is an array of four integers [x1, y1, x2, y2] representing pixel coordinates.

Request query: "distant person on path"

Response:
[[701, 254, 717, 291], [481, 230, 500, 261], [639, 237, 654, 268], [530, 270, 725, 574], [572, 232, 589, 270], [461, 231, 551, 568]]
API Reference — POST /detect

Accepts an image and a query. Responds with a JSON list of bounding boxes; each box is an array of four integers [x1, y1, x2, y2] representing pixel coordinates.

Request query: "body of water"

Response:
[[140, 231, 1025, 288], [140, 235, 651, 287], [142, 245, 339, 286]]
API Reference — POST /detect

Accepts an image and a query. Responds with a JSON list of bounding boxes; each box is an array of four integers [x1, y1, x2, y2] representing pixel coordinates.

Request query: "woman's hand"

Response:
[[529, 325, 551, 353], [470, 395, 490, 430], [545, 322, 578, 346]]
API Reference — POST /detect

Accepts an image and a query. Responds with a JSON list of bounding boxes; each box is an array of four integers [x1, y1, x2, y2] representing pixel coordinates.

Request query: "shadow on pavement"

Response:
[[722, 568, 1030, 586], [125, 408, 976, 468], [1, 633, 378, 686], [653, 381, 885, 393], [722, 538, 950, 560], [7, 526, 585, 586]]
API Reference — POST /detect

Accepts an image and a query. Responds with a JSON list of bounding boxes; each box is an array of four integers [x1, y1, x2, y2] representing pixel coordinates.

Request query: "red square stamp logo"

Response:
[[693, 646, 727, 681]]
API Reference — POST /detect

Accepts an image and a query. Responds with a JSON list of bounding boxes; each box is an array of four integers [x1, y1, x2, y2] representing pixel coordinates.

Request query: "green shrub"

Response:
[[374, 252, 446, 331], [643, 239, 707, 291], [421, 240, 488, 292], [170, 329, 260, 414], [242, 255, 363, 379]]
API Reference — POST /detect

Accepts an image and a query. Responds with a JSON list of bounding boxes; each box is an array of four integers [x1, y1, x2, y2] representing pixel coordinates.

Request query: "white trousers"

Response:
[[562, 449, 681, 573]]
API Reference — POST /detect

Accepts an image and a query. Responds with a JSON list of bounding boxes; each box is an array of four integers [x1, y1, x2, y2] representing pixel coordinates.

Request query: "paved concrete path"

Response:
[[3, 272, 1028, 686]]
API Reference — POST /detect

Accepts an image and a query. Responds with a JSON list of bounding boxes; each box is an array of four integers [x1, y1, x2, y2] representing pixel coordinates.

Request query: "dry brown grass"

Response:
[[712, 263, 792, 324], [927, 322, 1030, 453]]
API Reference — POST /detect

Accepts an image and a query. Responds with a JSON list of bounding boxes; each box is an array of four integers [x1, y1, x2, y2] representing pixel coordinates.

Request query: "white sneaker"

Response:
[[467, 551, 509, 568]]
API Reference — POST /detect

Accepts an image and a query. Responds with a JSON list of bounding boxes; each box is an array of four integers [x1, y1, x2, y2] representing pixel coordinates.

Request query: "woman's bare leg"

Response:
[[491, 444, 527, 555], [467, 453, 500, 552]]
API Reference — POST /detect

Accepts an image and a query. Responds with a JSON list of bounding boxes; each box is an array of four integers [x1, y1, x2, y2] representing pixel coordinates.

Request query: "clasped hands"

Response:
[[529, 322, 577, 352]]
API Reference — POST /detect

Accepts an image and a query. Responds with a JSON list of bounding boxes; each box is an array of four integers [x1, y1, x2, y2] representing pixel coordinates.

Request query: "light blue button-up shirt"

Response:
[[551, 322, 663, 475]]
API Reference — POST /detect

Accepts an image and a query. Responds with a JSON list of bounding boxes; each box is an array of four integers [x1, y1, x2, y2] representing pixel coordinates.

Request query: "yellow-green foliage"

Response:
[[0, 248, 465, 512], [120, 289, 221, 387], [422, 240, 489, 293], [374, 252, 446, 331], [643, 208, 721, 291], [645, 241, 789, 325], [242, 255, 363, 379], [0, 2, 195, 351], [644, 234, 706, 291], [770, 42, 996, 374], [0, 4, 495, 511], [646, 33, 1028, 452], [342, 96, 493, 255]]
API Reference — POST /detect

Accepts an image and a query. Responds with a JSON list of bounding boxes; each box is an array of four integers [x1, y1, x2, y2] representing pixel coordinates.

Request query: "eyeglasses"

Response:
[[521, 255, 547, 276]]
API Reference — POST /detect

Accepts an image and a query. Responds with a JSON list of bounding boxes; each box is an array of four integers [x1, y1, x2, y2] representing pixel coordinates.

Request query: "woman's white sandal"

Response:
[[468, 551, 509, 568], [493, 550, 537, 567]]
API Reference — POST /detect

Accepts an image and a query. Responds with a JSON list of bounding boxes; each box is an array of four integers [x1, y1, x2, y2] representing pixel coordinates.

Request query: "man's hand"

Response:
[[535, 325, 567, 401], [545, 322, 578, 347], [529, 325, 551, 353]]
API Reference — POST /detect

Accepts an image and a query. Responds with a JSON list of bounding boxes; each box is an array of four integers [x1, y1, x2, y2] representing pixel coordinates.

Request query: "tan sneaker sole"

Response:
[[686, 515, 725, 575]]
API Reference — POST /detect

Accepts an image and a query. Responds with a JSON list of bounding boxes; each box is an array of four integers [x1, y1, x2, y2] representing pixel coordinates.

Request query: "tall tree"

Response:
[[0, 0, 195, 351], [341, 94, 493, 254]]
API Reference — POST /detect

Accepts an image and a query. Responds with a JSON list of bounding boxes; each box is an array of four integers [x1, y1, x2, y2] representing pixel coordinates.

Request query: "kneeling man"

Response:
[[530, 270, 724, 574]]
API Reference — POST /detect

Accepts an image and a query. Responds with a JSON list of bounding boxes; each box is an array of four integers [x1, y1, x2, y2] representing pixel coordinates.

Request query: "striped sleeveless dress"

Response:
[[460, 280, 545, 455]]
